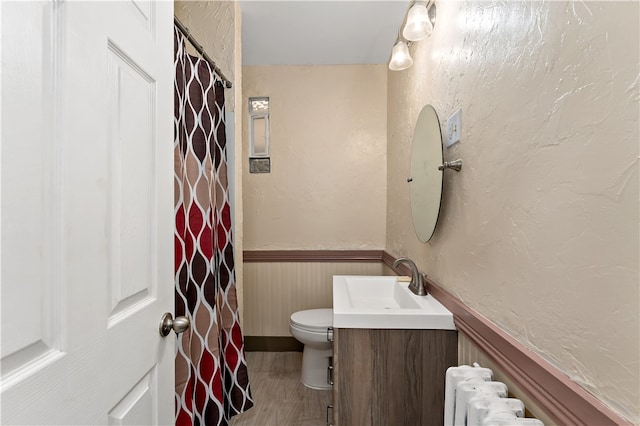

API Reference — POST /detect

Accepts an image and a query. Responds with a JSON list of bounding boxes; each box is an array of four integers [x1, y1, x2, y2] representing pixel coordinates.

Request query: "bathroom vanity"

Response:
[[332, 328, 456, 425], [330, 276, 458, 425]]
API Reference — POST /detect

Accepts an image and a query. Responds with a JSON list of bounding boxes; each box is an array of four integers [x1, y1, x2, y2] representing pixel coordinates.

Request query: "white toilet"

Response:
[[289, 308, 333, 390]]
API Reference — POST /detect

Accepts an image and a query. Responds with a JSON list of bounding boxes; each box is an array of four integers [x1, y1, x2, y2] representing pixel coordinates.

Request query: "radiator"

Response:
[[445, 363, 544, 426]]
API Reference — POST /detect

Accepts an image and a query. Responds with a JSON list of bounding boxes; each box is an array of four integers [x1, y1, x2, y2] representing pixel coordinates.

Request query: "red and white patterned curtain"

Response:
[[173, 28, 253, 426]]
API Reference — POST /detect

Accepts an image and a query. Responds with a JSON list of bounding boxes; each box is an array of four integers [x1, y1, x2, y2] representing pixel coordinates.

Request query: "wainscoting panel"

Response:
[[243, 262, 385, 336], [242, 250, 631, 425]]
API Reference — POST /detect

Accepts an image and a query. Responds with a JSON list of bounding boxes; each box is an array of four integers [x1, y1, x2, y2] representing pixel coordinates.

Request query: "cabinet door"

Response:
[[372, 329, 457, 424], [333, 328, 457, 426], [333, 328, 374, 425]]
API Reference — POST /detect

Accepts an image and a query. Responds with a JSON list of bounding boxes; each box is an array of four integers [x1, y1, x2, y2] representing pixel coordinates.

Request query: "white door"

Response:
[[1, 1, 175, 424]]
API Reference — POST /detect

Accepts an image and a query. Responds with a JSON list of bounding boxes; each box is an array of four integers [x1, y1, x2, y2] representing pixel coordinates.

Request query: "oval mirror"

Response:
[[409, 105, 443, 242]]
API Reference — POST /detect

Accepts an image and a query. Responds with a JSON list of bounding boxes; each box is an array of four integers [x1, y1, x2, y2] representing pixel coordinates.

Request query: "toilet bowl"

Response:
[[289, 308, 333, 390]]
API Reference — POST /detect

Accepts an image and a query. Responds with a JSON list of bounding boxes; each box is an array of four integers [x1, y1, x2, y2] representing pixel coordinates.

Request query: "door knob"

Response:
[[159, 312, 190, 337]]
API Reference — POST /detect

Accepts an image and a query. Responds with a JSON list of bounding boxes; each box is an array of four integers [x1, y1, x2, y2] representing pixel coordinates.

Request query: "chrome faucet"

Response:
[[392, 257, 428, 296]]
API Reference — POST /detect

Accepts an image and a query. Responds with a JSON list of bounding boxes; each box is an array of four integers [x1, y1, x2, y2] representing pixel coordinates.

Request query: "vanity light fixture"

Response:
[[388, 39, 413, 71], [388, 0, 437, 71], [403, 1, 433, 41]]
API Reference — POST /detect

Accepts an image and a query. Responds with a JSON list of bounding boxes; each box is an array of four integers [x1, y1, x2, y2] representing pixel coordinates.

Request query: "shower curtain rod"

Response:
[[174, 16, 233, 89]]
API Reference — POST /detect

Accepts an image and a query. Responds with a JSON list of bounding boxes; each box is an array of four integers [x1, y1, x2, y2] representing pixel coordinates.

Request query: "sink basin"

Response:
[[333, 275, 455, 329]]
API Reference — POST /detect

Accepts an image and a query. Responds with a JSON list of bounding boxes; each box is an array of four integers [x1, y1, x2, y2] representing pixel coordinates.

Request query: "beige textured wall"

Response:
[[232, 1, 244, 319], [175, 0, 235, 110], [242, 65, 387, 250], [386, 1, 639, 422]]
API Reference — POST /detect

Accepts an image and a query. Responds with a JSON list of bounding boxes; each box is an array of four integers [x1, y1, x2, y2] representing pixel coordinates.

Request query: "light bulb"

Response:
[[402, 2, 433, 41], [388, 40, 413, 71]]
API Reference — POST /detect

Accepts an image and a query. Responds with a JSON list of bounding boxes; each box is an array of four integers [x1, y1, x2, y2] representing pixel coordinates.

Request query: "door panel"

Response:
[[106, 41, 157, 325], [0, 0, 65, 386], [108, 368, 158, 426], [1, 1, 174, 424]]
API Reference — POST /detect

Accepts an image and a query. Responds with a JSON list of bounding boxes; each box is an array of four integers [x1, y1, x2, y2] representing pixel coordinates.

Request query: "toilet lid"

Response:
[[290, 308, 333, 332]]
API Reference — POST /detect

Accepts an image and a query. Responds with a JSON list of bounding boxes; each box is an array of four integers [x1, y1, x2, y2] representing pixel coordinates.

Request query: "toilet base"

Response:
[[301, 346, 333, 390]]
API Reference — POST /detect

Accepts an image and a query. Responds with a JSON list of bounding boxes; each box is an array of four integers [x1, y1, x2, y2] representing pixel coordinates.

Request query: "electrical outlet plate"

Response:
[[445, 109, 461, 148]]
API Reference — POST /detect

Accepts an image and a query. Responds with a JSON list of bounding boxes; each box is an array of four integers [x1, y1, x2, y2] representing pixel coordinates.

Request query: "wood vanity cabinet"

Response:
[[331, 328, 457, 426]]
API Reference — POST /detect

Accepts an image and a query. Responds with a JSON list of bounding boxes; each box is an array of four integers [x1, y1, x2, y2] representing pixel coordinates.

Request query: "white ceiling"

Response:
[[240, 1, 409, 66]]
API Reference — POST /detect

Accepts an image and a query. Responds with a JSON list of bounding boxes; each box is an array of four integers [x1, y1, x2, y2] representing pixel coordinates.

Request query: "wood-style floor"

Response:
[[232, 352, 332, 426]]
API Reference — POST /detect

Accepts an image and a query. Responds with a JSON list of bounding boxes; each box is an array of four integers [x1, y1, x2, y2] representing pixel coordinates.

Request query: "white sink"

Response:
[[332, 275, 455, 330]]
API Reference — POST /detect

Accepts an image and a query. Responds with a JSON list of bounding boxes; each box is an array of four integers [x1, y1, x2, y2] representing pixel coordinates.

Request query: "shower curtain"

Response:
[[173, 28, 253, 426]]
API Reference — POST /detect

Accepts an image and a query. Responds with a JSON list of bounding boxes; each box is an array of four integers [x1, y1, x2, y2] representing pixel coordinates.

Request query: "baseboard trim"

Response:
[[245, 336, 303, 352], [243, 250, 385, 263]]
